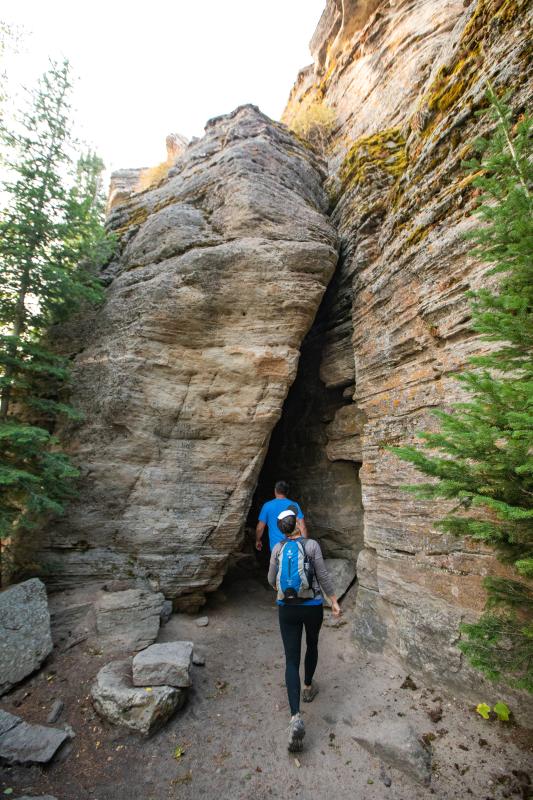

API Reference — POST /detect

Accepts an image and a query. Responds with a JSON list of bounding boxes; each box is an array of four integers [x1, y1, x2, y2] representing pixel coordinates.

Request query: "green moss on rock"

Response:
[[339, 128, 408, 192], [114, 206, 149, 237], [413, 0, 528, 140]]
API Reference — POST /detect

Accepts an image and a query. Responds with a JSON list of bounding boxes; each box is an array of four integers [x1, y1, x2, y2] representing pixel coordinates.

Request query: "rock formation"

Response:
[[282, 0, 532, 691], [106, 134, 188, 213], [36, 105, 337, 609], [26, 0, 531, 701], [107, 168, 144, 213]]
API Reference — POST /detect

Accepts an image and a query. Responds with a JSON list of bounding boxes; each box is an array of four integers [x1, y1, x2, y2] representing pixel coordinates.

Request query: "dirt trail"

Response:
[[1, 577, 531, 800]]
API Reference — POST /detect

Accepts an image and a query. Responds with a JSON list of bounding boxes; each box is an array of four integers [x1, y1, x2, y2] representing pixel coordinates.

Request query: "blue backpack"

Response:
[[276, 538, 315, 603]]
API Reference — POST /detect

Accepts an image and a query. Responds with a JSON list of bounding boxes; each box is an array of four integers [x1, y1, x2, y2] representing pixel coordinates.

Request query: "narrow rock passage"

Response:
[[2, 579, 531, 799]]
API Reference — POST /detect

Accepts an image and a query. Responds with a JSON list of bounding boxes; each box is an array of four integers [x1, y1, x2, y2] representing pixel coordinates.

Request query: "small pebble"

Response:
[[196, 616, 209, 627], [192, 651, 206, 666], [47, 698, 64, 724]]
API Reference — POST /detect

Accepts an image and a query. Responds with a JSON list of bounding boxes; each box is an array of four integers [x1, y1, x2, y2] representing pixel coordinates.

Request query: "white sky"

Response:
[[2, 1, 324, 178]]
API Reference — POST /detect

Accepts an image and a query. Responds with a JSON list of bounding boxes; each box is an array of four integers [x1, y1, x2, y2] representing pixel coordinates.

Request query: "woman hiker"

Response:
[[268, 506, 341, 752]]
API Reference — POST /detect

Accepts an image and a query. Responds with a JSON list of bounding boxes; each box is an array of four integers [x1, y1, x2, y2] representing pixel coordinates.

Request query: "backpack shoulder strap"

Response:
[[295, 537, 309, 556], [276, 539, 288, 560]]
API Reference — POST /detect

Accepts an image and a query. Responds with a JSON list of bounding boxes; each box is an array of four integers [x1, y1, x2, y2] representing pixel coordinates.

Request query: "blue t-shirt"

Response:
[[258, 498, 304, 550]]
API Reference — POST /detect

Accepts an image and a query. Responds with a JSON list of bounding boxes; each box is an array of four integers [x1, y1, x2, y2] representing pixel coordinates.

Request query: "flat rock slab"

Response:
[[0, 709, 68, 765], [18, 796, 59, 799], [353, 719, 432, 785], [95, 589, 164, 652], [91, 659, 185, 735], [0, 579, 53, 695], [133, 642, 193, 688], [324, 559, 356, 601]]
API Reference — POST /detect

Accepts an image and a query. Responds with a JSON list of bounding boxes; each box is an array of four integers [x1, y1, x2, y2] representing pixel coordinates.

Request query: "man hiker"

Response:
[[255, 480, 308, 552]]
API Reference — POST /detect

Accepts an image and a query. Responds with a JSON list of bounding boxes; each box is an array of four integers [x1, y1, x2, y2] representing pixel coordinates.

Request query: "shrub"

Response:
[[289, 101, 337, 151], [137, 159, 172, 192]]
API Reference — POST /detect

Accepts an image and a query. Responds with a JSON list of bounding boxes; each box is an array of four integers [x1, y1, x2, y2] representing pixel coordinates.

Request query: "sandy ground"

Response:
[[1, 577, 531, 800]]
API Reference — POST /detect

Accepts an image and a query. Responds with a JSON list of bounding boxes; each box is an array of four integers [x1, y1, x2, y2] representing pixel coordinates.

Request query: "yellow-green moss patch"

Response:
[[413, 0, 528, 140], [114, 206, 149, 237], [339, 128, 408, 192]]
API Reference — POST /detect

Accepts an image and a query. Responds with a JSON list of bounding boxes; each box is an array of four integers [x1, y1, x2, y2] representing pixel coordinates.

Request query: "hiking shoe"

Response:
[[287, 714, 305, 752], [302, 683, 319, 703]]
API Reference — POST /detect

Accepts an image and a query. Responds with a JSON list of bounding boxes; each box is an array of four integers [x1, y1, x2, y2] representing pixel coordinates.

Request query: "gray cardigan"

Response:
[[268, 538, 335, 600]]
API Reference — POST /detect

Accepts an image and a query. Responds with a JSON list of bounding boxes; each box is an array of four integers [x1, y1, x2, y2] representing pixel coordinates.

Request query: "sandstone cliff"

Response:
[[33, 0, 532, 701], [37, 105, 337, 609], [283, 0, 532, 690]]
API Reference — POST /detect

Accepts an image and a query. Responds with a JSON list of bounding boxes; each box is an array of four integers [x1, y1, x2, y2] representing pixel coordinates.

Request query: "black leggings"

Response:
[[278, 603, 324, 715]]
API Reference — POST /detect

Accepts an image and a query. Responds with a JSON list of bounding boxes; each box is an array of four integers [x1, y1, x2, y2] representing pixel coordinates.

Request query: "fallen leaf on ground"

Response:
[[174, 745, 185, 759], [494, 702, 510, 722]]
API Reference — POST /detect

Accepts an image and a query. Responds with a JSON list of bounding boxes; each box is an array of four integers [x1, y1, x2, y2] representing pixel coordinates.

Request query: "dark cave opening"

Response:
[[242, 309, 365, 578]]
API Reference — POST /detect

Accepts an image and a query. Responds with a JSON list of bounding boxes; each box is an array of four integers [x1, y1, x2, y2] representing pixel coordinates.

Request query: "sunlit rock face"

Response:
[[284, 0, 531, 691], [38, 105, 337, 609], [107, 168, 143, 213]]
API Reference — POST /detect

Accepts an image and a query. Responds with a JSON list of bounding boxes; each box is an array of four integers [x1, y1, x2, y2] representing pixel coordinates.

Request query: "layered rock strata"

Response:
[[283, 0, 532, 691], [37, 105, 337, 608]]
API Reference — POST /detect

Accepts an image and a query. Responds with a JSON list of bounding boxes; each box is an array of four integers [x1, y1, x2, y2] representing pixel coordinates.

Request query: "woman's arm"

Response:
[[267, 544, 280, 588], [309, 541, 342, 617]]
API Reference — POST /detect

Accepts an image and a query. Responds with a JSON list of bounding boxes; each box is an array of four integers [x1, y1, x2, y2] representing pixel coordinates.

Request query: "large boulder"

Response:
[[0, 579, 53, 696], [353, 719, 432, 785], [91, 659, 185, 735], [33, 104, 338, 607], [324, 558, 356, 601], [132, 642, 193, 688], [95, 589, 164, 652], [0, 709, 68, 765]]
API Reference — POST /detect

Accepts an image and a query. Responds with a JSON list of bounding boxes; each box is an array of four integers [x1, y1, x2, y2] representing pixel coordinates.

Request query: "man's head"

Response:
[[277, 508, 296, 535], [274, 480, 290, 498]]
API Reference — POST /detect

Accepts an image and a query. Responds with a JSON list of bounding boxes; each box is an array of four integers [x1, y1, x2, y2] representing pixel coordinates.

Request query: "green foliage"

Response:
[[475, 700, 511, 722], [0, 59, 114, 570], [493, 701, 510, 721], [391, 88, 533, 691]]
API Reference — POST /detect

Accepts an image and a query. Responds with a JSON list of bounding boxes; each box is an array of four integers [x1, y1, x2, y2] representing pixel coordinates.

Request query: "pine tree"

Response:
[[0, 60, 113, 579], [391, 89, 532, 692]]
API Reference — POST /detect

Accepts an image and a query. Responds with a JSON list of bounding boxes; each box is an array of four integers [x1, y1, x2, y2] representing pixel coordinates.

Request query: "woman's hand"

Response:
[[330, 597, 341, 618]]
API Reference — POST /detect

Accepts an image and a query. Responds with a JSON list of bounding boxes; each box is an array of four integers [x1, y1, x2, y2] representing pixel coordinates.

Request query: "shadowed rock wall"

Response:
[[36, 105, 338, 609], [284, 0, 532, 691], [251, 318, 364, 564]]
